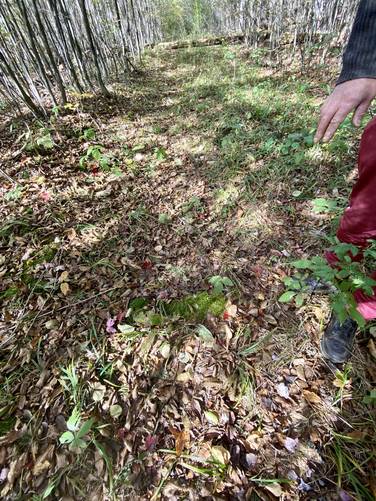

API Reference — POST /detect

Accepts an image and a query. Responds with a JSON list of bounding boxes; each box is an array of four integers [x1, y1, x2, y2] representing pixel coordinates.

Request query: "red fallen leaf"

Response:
[[117, 428, 126, 441], [25, 460, 34, 470], [116, 311, 125, 323], [145, 435, 158, 451], [142, 259, 153, 270], [197, 213, 207, 220], [39, 191, 51, 202], [90, 165, 99, 176], [223, 311, 230, 320], [250, 265, 264, 277]]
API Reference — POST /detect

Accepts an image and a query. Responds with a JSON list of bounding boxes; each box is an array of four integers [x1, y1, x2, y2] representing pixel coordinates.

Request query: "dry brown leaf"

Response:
[[33, 459, 50, 476], [169, 427, 190, 456], [60, 282, 70, 295], [303, 390, 322, 404], [264, 482, 283, 498], [367, 339, 376, 359], [7, 452, 27, 486], [296, 365, 306, 381], [0, 449, 6, 467], [346, 430, 367, 441], [66, 228, 77, 240], [32, 445, 54, 476], [264, 314, 277, 325], [176, 372, 191, 383], [210, 445, 230, 465], [226, 304, 237, 318], [0, 428, 26, 446]]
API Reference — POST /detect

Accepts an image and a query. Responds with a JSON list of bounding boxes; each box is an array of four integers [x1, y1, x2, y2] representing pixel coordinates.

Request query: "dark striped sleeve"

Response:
[[337, 0, 376, 84]]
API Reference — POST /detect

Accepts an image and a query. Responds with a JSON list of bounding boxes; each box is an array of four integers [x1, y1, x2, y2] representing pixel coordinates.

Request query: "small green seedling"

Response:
[[59, 407, 94, 452], [363, 389, 376, 405], [81, 127, 96, 140], [79, 144, 112, 171], [5, 186, 24, 201], [280, 240, 376, 327], [158, 213, 171, 224], [154, 146, 167, 161], [26, 127, 54, 152], [312, 197, 342, 214], [209, 275, 234, 295]]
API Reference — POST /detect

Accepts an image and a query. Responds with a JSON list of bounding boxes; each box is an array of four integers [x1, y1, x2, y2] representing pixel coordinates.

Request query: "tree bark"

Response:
[[78, 0, 110, 95]]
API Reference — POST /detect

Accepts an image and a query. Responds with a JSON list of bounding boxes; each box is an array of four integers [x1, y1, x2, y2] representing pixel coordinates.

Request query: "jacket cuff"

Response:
[[337, 69, 376, 85]]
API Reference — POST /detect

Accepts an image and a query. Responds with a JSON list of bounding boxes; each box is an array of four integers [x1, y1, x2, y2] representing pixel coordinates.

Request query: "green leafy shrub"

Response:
[[280, 240, 376, 327], [79, 144, 114, 171], [25, 127, 54, 152]]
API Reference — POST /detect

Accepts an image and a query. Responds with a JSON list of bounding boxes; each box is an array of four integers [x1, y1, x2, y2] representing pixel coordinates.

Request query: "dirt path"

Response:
[[0, 46, 374, 500]]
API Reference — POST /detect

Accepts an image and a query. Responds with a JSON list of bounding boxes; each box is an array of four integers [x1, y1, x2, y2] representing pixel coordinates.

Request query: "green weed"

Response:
[[280, 240, 376, 327], [59, 361, 83, 406], [328, 434, 375, 500], [59, 407, 95, 452], [25, 127, 54, 152], [79, 144, 114, 171], [208, 275, 234, 295]]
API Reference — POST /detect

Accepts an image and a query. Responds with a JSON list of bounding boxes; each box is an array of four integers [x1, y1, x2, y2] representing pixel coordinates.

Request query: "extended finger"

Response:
[[353, 99, 371, 127], [314, 106, 338, 143], [322, 108, 353, 142]]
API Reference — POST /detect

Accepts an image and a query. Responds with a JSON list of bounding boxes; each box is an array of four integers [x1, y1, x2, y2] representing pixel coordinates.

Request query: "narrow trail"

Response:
[[0, 46, 374, 500]]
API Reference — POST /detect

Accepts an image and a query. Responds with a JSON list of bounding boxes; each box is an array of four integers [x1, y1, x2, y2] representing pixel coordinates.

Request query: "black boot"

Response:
[[304, 277, 337, 294], [320, 313, 358, 364]]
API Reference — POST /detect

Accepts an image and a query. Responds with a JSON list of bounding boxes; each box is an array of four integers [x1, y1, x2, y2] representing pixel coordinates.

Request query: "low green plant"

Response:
[[329, 434, 375, 500], [59, 362, 82, 406], [279, 131, 314, 155], [208, 275, 234, 295], [158, 213, 171, 224], [26, 127, 54, 152], [159, 291, 226, 321], [333, 365, 352, 407], [312, 197, 343, 214], [363, 389, 376, 405], [154, 146, 167, 161], [129, 205, 149, 223], [4, 185, 24, 201], [79, 144, 113, 171], [59, 407, 94, 452], [280, 240, 376, 327], [182, 196, 204, 214], [81, 127, 96, 141]]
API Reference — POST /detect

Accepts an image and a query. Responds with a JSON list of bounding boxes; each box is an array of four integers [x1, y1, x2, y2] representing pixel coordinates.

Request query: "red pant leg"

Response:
[[333, 117, 376, 320], [337, 116, 376, 245]]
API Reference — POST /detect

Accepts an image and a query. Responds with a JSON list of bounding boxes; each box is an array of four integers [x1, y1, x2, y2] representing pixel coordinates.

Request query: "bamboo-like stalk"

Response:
[[0, 0, 359, 116]]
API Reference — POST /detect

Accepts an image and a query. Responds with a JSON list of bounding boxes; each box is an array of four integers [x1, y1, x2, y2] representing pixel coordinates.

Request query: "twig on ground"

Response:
[[0, 167, 17, 185], [151, 460, 177, 501], [38, 285, 124, 319]]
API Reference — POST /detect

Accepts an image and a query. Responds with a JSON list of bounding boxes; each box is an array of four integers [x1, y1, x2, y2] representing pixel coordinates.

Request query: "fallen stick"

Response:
[[156, 34, 245, 50], [0, 167, 16, 185]]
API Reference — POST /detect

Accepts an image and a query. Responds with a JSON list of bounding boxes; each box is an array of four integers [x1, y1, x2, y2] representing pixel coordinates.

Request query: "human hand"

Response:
[[314, 78, 376, 143]]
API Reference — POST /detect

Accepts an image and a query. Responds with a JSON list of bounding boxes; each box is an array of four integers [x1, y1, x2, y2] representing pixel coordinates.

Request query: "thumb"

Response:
[[353, 100, 371, 127]]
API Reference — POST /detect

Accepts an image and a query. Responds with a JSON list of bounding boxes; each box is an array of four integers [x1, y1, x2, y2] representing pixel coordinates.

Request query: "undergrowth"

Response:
[[0, 44, 375, 500]]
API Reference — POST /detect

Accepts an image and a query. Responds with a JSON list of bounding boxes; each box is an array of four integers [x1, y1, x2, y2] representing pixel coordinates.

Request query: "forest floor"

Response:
[[0, 45, 375, 500]]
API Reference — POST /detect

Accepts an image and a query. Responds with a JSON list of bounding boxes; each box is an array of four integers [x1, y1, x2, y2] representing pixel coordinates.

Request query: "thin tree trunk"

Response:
[[78, 0, 110, 95], [30, 0, 67, 104]]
